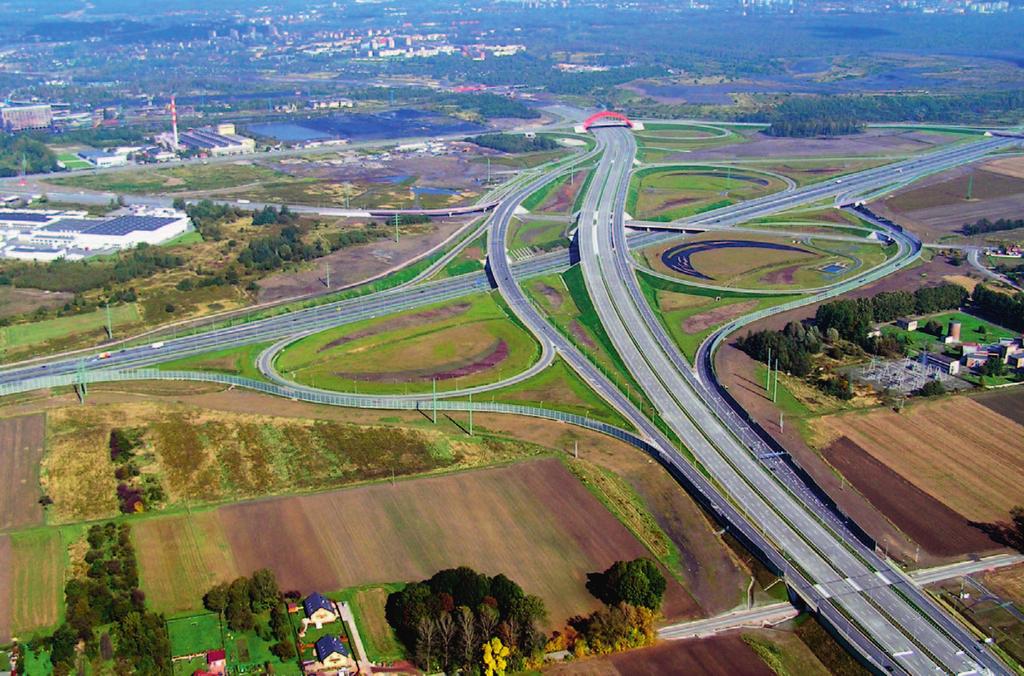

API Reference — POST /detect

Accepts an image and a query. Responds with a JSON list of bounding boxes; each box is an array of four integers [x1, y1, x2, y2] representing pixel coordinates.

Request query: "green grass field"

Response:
[[634, 123, 745, 163], [156, 342, 272, 381], [275, 292, 541, 394], [168, 612, 223, 657], [476, 357, 632, 429], [507, 217, 570, 251], [627, 165, 784, 222], [637, 272, 799, 361], [161, 230, 204, 247], [524, 268, 656, 416], [1, 303, 140, 350], [325, 584, 405, 663], [522, 173, 571, 211], [883, 311, 1016, 353], [56, 153, 92, 171]]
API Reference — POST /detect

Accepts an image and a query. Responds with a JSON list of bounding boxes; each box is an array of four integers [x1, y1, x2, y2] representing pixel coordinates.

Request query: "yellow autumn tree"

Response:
[[482, 636, 510, 676]]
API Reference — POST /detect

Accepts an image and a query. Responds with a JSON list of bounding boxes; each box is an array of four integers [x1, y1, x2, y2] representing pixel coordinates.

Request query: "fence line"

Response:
[[5, 367, 654, 450]]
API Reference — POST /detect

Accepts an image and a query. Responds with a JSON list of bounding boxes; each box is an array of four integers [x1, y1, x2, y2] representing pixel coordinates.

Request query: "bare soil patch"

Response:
[[318, 302, 470, 352], [0, 287, 72, 319], [682, 300, 759, 334], [875, 164, 1024, 240], [569, 319, 598, 350], [822, 437, 998, 557], [336, 339, 509, 382], [256, 216, 472, 303], [535, 283, 565, 310], [0, 413, 46, 531], [542, 169, 591, 213], [547, 633, 773, 676], [759, 265, 800, 286]]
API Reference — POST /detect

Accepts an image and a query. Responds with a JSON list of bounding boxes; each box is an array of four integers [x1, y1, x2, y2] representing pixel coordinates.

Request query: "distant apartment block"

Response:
[[0, 104, 53, 132]]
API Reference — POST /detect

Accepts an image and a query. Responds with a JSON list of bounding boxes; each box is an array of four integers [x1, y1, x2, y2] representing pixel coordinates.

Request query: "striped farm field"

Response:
[[133, 511, 240, 615], [133, 459, 694, 628], [6, 529, 64, 640]]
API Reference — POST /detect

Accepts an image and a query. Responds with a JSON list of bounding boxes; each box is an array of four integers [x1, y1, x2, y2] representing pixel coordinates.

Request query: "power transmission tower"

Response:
[[393, 213, 401, 243]]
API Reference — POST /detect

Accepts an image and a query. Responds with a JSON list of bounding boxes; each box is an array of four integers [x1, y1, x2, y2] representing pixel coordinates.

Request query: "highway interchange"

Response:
[[0, 122, 1021, 673]]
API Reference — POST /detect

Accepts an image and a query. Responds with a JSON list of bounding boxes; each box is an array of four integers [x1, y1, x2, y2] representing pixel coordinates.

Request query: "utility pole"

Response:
[[765, 347, 772, 392], [325, 262, 331, 289], [432, 377, 437, 424], [779, 411, 784, 433], [773, 358, 779, 403], [486, 157, 491, 185], [574, 439, 579, 460]]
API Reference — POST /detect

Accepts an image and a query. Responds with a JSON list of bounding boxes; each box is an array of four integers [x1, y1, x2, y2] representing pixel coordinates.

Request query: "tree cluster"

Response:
[[467, 133, 560, 154], [0, 134, 58, 176], [971, 506, 1024, 554], [108, 427, 163, 513], [585, 559, 666, 611], [203, 569, 295, 661], [0, 244, 183, 294], [972, 284, 1024, 333], [738, 283, 968, 400], [47, 522, 170, 675], [962, 217, 1024, 236], [179, 199, 246, 241], [815, 283, 968, 341], [736, 320, 823, 378], [564, 603, 658, 658], [751, 89, 1024, 136], [385, 567, 548, 674], [252, 204, 298, 227]]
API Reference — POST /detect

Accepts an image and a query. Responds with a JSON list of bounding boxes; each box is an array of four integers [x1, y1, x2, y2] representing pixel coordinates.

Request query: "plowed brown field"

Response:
[[814, 397, 1024, 523], [136, 459, 694, 627]]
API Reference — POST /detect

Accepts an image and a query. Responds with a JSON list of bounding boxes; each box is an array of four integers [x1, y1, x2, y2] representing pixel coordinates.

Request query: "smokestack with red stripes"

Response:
[[170, 95, 180, 150]]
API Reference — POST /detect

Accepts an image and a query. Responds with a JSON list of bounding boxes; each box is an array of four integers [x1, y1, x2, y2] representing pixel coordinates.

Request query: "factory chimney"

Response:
[[170, 95, 180, 150]]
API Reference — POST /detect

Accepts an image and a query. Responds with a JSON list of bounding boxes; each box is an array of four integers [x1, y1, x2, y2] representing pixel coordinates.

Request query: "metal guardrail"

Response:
[[7, 367, 652, 448]]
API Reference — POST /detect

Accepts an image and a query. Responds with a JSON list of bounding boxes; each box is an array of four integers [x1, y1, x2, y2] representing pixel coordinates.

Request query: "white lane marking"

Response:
[[875, 571, 892, 585], [846, 577, 862, 593]]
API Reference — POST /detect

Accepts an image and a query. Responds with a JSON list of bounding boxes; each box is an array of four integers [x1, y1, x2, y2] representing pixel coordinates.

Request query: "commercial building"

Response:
[[77, 149, 130, 168], [0, 207, 192, 260], [157, 123, 255, 156], [0, 104, 53, 132]]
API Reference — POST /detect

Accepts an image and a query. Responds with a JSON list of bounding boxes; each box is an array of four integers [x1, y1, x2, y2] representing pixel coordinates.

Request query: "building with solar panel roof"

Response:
[[0, 207, 192, 260]]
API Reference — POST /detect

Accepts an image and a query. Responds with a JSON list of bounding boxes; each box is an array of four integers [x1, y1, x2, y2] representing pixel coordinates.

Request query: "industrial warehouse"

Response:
[[0, 207, 192, 260]]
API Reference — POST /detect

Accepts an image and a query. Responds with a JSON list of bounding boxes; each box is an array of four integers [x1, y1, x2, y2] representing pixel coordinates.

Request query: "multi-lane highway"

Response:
[[568, 126, 1007, 674], [1, 122, 1020, 673]]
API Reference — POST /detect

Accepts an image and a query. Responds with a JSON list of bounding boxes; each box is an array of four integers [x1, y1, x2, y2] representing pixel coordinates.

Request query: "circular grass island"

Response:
[[626, 165, 789, 222], [274, 293, 543, 395]]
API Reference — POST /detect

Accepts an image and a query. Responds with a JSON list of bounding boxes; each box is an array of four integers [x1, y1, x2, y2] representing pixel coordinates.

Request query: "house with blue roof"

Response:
[[303, 592, 339, 629], [313, 634, 355, 673]]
